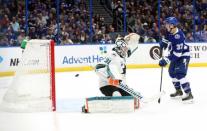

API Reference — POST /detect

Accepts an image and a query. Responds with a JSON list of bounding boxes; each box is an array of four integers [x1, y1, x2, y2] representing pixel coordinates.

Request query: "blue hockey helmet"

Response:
[[164, 17, 179, 26]]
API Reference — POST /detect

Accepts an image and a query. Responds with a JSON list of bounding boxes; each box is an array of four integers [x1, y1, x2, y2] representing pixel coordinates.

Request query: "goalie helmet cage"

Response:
[[1, 39, 56, 112]]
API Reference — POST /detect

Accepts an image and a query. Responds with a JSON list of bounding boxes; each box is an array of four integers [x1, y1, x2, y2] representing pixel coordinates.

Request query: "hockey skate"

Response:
[[182, 92, 194, 103], [170, 89, 183, 98]]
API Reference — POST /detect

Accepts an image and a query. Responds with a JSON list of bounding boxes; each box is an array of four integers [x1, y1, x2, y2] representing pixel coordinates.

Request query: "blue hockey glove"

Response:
[[159, 38, 170, 50], [159, 58, 169, 67]]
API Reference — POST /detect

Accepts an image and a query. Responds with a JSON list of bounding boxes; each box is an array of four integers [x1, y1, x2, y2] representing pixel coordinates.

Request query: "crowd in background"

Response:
[[112, 0, 207, 42], [0, 0, 206, 46]]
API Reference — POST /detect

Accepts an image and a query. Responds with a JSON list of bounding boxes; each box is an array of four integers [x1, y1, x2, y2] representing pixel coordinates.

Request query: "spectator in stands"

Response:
[[194, 25, 204, 42], [201, 25, 207, 41], [80, 32, 87, 44], [10, 17, 20, 35], [0, 14, 10, 33], [6, 27, 17, 46], [61, 32, 73, 45], [9, 0, 18, 18], [29, 27, 38, 39], [144, 31, 156, 43], [46, 27, 55, 41], [17, 29, 25, 45], [186, 32, 194, 42], [36, 13, 47, 27], [105, 33, 113, 44], [114, 1, 123, 19], [99, 34, 107, 44], [0, 0, 207, 46], [0, 36, 9, 46]]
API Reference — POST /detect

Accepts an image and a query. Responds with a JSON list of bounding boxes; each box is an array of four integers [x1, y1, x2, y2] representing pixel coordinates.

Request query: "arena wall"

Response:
[[0, 43, 207, 77]]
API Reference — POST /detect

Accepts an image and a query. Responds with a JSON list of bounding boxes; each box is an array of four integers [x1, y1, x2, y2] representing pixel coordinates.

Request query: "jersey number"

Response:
[[176, 44, 183, 50]]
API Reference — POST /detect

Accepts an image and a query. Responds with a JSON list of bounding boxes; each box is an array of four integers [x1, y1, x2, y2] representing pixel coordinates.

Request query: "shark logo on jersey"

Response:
[[175, 34, 180, 39], [149, 46, 162, 60]]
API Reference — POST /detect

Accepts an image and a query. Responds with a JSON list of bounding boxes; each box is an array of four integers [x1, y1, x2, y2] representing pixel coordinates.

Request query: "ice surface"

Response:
[[0, 67, 207, 131]]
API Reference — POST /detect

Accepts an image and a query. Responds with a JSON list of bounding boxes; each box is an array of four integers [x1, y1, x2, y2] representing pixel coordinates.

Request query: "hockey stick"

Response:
[[119, 82, 165, 103], [157, 0, 163, 104], [158, 45, 165, 103], [158, 66, 163, 103], [119, 82, 143, 100]]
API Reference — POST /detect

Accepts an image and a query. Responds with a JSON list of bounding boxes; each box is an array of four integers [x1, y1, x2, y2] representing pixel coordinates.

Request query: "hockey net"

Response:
[[0, 39, 56, 112]]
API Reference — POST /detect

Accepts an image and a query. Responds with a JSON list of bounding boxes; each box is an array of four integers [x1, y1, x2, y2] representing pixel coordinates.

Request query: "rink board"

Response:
[[83, 96, 139, 113], [1, 43, 207, 77]]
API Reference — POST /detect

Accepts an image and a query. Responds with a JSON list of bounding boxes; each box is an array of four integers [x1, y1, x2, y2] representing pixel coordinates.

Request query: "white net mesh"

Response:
[[1, 40, 55, 112]]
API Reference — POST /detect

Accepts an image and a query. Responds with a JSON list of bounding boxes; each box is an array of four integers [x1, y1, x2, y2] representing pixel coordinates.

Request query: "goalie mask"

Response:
[[114, 37, 129, 58]]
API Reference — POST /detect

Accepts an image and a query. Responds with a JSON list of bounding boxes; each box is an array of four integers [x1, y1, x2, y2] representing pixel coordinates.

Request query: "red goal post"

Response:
[[50, 40, 56, 111]]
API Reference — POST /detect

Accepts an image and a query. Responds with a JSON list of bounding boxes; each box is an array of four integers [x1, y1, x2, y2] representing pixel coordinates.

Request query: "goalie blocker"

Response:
[[82, 96, 140, 113]]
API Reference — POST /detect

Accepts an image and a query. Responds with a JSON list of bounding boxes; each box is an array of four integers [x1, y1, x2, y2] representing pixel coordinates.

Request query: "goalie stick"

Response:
[[94, 66, 165, 103], [119, 82, 165, 103], [119, 82, 143, 100]]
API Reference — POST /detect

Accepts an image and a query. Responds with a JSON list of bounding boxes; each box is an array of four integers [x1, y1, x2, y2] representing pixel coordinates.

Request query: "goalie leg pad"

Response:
[[82, 96, 138, 113]]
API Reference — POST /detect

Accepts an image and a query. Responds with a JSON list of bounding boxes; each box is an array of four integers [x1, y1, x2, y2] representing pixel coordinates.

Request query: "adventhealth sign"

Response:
[[62, 55, 104, 64]]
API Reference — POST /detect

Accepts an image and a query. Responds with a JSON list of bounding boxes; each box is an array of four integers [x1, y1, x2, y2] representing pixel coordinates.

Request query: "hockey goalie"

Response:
[[96, 33, 140, 97], [82, 33, 142, 113]]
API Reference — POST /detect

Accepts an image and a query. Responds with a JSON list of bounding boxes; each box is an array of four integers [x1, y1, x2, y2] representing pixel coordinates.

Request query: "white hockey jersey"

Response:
[[95, 50, 126, 88]]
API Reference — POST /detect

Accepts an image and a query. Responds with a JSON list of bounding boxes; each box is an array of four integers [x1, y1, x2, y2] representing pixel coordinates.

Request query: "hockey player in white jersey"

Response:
[[95, 33, 140, 97], [96, 37, 129, 96], [82, 36, 140, 113]]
